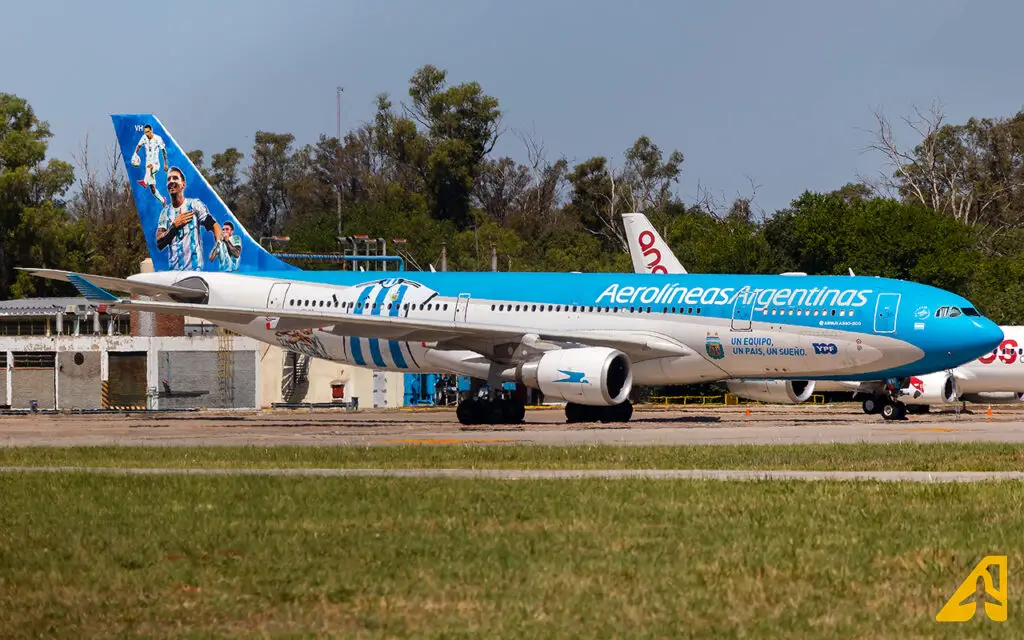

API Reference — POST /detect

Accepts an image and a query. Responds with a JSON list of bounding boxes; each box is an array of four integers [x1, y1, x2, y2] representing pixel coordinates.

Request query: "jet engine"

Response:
[[726, 379, 815, 403], [901, 372, 957, 406], [959, 391, 1024, 405], [519, 347, 632, 406]]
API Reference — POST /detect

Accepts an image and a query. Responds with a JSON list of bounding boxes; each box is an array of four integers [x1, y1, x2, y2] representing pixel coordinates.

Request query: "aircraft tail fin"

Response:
[[622, 213, 687, 275], [111, 114, 298, 273]]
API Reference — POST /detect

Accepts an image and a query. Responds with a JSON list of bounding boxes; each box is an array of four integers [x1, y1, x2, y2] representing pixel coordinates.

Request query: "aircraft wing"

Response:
[[17, 268, 208, 302], [109, 296, 695, 361]]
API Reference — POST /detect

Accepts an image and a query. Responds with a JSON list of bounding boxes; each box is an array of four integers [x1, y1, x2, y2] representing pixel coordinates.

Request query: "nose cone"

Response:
[[957, 317, 1004, 362]]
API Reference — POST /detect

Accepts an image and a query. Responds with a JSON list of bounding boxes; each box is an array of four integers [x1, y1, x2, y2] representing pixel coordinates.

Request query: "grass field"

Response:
[[0, 472, 1021, 638], [2, 442, 1024, 471]]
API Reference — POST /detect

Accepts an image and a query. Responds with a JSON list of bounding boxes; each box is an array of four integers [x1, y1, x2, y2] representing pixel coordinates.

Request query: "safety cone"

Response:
[[987, 406, 993, 422], [745, 407, 751, 426]]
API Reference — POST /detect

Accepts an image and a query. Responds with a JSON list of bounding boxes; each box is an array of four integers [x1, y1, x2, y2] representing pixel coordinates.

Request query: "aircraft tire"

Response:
[[881, 401, 907, 421], [862, 397, 882, 414], [601, 400, 633, 423], [565, 402, 587, 423], [511, 401, 526, 424], [456, 400, 478, 426]]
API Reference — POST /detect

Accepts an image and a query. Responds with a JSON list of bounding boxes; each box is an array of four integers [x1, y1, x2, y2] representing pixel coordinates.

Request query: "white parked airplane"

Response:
[[621, 212, 1024, 418]]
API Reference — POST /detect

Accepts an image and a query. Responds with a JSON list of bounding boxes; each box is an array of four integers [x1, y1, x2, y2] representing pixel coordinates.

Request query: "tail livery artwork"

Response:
[[111, 115, 295, 273], [620, 212, 1024, 420], [19, 115, 1005, 425]]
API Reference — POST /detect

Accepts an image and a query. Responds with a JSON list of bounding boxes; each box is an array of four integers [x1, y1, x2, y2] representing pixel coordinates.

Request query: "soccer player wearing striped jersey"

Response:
[[133, 124, 168, 206], [155, 167, 221, 271], [209, 220, 243, 272]]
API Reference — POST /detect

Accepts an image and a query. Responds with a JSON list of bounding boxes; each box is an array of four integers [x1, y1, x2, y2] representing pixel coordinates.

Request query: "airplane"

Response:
[[20, 114, 1004, 427], [621, 212, 1024, 419]]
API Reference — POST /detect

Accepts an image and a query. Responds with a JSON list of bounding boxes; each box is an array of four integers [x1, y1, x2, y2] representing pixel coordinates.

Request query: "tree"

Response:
[[372, 65, 503, 230], [867, 105, 1024, 240], [68, 136, 147, 278], [242, 132, 294, 239], [208, 147, 245, 214], [565, 136, 684, 252], [0, 93, 79, 299]]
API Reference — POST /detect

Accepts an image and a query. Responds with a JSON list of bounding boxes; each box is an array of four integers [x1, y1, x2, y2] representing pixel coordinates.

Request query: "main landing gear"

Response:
[[861, 395, 930, 421], [565, 400, 633, 424], [456, 396, 527, 426]]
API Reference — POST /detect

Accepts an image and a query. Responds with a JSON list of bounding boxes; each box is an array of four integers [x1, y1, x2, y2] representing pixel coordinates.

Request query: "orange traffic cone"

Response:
[[745, 407, 751, 426], [987, 406, 993, 422]]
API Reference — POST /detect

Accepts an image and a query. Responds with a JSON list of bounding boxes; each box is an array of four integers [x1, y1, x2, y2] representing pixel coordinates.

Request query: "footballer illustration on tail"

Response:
[[113, 114, 296, 273]]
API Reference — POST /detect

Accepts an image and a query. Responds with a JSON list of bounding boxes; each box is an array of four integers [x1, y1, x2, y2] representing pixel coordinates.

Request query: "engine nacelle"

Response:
[[901, 372, 956, 406], [960, 391, 1024, 405], [725, 379, 815, 404], [520, 347, 632, 406]]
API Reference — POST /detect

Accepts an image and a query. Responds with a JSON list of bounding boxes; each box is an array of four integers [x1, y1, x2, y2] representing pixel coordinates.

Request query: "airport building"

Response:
[[0, 295, 406, 411]]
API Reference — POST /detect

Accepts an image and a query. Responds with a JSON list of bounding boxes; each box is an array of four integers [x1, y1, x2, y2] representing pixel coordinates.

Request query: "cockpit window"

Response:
[[961, 307, 980, 317], [934, 307, 949, 318], [948, 307, 962, 318]]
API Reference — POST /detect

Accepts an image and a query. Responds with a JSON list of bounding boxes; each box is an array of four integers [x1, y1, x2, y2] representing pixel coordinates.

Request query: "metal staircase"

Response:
[[281, 351, 311, 402]]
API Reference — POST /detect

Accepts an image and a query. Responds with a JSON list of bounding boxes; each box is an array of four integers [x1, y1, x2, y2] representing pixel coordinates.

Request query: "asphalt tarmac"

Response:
[[1, 403, 1023, 447]]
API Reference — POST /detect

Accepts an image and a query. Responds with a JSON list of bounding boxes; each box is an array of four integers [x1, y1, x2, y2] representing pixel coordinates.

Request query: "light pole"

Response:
[[336, 86, 344, 237]]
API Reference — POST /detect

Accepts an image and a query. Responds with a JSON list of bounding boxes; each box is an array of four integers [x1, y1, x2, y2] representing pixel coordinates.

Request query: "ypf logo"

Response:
[[638, 230, 667, 274], [812, 342, 838, 355]]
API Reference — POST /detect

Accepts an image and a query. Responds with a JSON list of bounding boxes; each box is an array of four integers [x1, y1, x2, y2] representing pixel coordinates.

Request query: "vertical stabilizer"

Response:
[[622, 213, 687, 275], [111, 114, 297, 273]]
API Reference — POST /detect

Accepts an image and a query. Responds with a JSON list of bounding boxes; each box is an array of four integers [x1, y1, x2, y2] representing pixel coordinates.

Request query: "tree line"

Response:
[[3, 70, 1024, 323]]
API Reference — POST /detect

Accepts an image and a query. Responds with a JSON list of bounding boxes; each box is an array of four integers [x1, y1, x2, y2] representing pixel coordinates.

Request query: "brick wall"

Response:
[[58, 351, 102, 409], [158, 350, 256, 409], [11, 368, 55, 409]]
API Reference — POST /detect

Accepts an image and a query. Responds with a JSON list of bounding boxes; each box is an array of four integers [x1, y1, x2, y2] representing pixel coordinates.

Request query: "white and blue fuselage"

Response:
[[132, 269, 1002, 386]]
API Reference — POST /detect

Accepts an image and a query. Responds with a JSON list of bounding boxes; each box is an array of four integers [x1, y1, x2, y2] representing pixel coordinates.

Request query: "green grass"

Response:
[[0, 473, 1021, 637], [2, 442, 1024, 471]]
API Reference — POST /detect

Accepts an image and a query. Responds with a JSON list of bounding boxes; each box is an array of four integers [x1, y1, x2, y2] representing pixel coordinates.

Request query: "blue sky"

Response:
[[3, 0, 1022, 214]]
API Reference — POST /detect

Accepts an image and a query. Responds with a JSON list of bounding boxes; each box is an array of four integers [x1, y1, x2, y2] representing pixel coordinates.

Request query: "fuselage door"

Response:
[[455, 293, 471, 322], [731, 294, 755, 331], [267, 283, 290, 310], [873, 293, 900, 334]]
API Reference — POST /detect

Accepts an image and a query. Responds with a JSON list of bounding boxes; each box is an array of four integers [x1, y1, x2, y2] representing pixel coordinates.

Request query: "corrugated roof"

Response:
[[0, 297, 97, 317]]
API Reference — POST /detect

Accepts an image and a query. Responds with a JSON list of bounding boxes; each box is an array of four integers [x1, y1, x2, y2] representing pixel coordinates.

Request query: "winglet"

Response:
[[65, 274, 120, 303]]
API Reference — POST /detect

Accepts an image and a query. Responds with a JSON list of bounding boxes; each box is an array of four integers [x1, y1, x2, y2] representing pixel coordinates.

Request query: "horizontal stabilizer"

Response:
[[18, 268, 208, 301], [65, 274, 118, 302]]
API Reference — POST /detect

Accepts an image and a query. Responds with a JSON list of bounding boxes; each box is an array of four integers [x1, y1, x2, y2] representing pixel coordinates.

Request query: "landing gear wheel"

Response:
[[511, 401, 526, 424], [565, 402, 588, 424], [881, 401, 907, 421], [456, 400, 478, 426], [862, 397, 882, 414], [602, 400, 633, 423]]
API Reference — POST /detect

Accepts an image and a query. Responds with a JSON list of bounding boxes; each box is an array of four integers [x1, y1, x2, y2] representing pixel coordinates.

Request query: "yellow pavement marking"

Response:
[[378, 438, 517, 445]]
